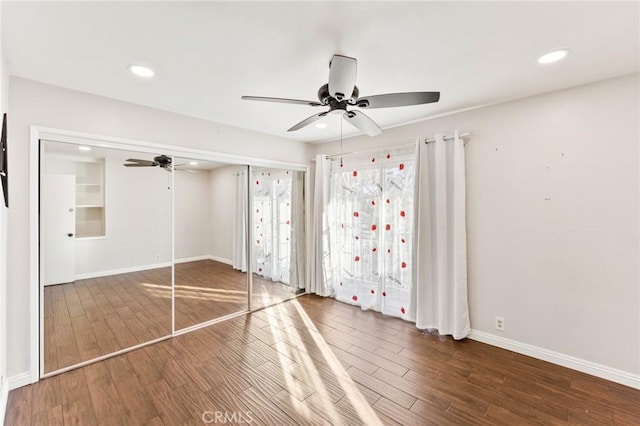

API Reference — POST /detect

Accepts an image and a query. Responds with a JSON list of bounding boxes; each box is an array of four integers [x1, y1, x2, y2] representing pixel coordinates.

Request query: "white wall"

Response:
[[7, 77, 308, 378], [311, 74, 640, 377], [209, 165, 246, 263], [174, 168, 212, 260], [0, 1, 9, 419], [74, 157, 173, 275]]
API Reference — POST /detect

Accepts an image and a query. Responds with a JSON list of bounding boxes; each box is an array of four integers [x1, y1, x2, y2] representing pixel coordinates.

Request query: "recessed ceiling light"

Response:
[[189, 161, 198, 166], [315, 123, 327, 129], [128, 64, 155, 78], [538, 49, 570, 64], [78, 146, 91, 151]]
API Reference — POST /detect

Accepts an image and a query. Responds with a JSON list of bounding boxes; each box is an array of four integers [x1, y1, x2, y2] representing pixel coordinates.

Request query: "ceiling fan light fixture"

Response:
[[78, 146, 91, 151], [128, 64, 155, 78], [538, 49, 570, 64], [189, 161, 198, 166], [315, 123, 327, 129]]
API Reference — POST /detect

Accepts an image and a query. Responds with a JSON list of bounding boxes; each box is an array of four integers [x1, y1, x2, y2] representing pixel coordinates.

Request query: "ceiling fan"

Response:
[[123, 155, 197, 172], [242, 54, 440, 137]]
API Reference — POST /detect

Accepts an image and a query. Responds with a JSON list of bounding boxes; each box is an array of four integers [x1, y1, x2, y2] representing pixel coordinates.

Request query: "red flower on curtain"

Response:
[[371, 224, 377, 231], [371, 158, 376, 163], [401, 238, 406, 243], [370, 289, 375, 294], [354, 256, 360, 262], [353, 211, 359, 217], [371, 200, 376, 205], [256, 180, 260, 185], [385, 224, 391, 231], [400, 210, 406, 217], [386, 154, 391, 159], [399, 163, 405, 170], [352, 171, 358, 177], [401, 307, 406, 314], [352, 295, 358, 301], [401, 262, 407, 268], [382, 291, 386, 297], [386, 199, 391, 204], [372, 247, 377, 252]]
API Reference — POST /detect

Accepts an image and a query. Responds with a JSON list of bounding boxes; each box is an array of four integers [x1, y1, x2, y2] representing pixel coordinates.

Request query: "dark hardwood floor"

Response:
[[12, 295, 640, 425], [44, 260, 297, 373]]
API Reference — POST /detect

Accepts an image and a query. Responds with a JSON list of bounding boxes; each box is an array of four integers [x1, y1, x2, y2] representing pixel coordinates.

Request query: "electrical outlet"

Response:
[[495, 316, 505, 331]]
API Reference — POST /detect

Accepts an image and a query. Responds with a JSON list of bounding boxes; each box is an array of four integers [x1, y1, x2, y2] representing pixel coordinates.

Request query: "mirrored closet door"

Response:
[[250, 167, 305, 310], [40, 141, 173, 374], [174, 160, 249, 330]]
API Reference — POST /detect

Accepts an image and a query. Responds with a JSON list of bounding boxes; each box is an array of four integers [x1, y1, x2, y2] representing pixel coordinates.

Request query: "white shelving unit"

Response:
[[75, 159, 105, 238]]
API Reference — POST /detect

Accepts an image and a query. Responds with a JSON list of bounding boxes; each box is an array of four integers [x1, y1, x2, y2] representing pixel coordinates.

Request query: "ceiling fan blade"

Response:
[[124, 163, 154, 167], [241, 96, 323, 107], [287, 111, 329, 132], [125, 158, 155, 164], [343, 111, 382, 137], [328, 55, 357, 101], [356, 92, 440, 109]]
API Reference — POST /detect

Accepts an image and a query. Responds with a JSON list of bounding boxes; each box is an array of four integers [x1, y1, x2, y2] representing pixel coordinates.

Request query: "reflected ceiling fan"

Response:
[[242, 54, 440, 137], [123, 155, 197, 172]]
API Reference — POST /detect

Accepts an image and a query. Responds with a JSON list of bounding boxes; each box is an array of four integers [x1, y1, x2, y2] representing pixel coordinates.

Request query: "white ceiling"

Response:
[[3, 1, 639, 143]]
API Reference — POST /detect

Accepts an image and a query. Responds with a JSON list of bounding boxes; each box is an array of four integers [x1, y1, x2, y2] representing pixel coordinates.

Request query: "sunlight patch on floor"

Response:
[[263, 298, 383, 425]]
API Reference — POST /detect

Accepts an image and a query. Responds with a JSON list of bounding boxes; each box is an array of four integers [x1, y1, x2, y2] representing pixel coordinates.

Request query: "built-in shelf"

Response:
[[75, 159, 105, 238]]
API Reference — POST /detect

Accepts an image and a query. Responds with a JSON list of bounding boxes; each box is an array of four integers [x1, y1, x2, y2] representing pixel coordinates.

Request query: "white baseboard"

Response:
[[75, 255, 234, 280], [75, 262, 172, 280], [469, 330, 640, 390], [7, 372, 31, 391], [174, 255, 211, 264], [0, 378, 8, 426], [209, 255, 233, 266]]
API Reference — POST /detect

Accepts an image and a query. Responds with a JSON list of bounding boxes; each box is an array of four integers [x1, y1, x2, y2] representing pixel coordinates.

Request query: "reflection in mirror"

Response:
[[251, 167, 305, 309], [41, 141, 172, 374], [174, 160, 249, 330]]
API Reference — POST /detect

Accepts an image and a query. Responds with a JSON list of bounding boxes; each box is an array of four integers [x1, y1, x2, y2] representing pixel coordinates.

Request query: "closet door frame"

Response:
[[30, 125, 308, 383]]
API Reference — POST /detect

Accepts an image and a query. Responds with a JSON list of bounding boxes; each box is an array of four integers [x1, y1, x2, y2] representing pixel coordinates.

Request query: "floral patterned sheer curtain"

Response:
[[328, 146, 417, 320], [253, 169, 293, 284]]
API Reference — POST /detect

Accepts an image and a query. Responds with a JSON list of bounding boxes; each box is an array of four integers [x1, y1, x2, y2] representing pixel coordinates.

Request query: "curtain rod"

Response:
[[325, 141, 417, 160], [425, 131, 472, 144]]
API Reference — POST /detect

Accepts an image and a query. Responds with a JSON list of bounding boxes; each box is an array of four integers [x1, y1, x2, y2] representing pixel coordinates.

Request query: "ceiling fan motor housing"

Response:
[[154, 155, 172, 167], [318, 83, 359, 106]]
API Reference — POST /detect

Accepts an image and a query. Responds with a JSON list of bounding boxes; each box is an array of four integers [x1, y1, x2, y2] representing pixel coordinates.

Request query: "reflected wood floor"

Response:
[[44, 260, 297, 373], [13, 295, 640, 425]]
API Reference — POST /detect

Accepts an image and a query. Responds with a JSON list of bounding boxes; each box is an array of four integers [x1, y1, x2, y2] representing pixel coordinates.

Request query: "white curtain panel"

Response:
[[327, 146, 417, 319], [289, 170, 305, 289], [310, 154, 332, 296], [232, 170, 247, 272], [416, 131, 470, 339]]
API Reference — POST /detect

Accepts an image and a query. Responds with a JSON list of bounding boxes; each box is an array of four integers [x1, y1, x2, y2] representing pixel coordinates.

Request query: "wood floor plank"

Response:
[[7, 294, 639, 426]]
